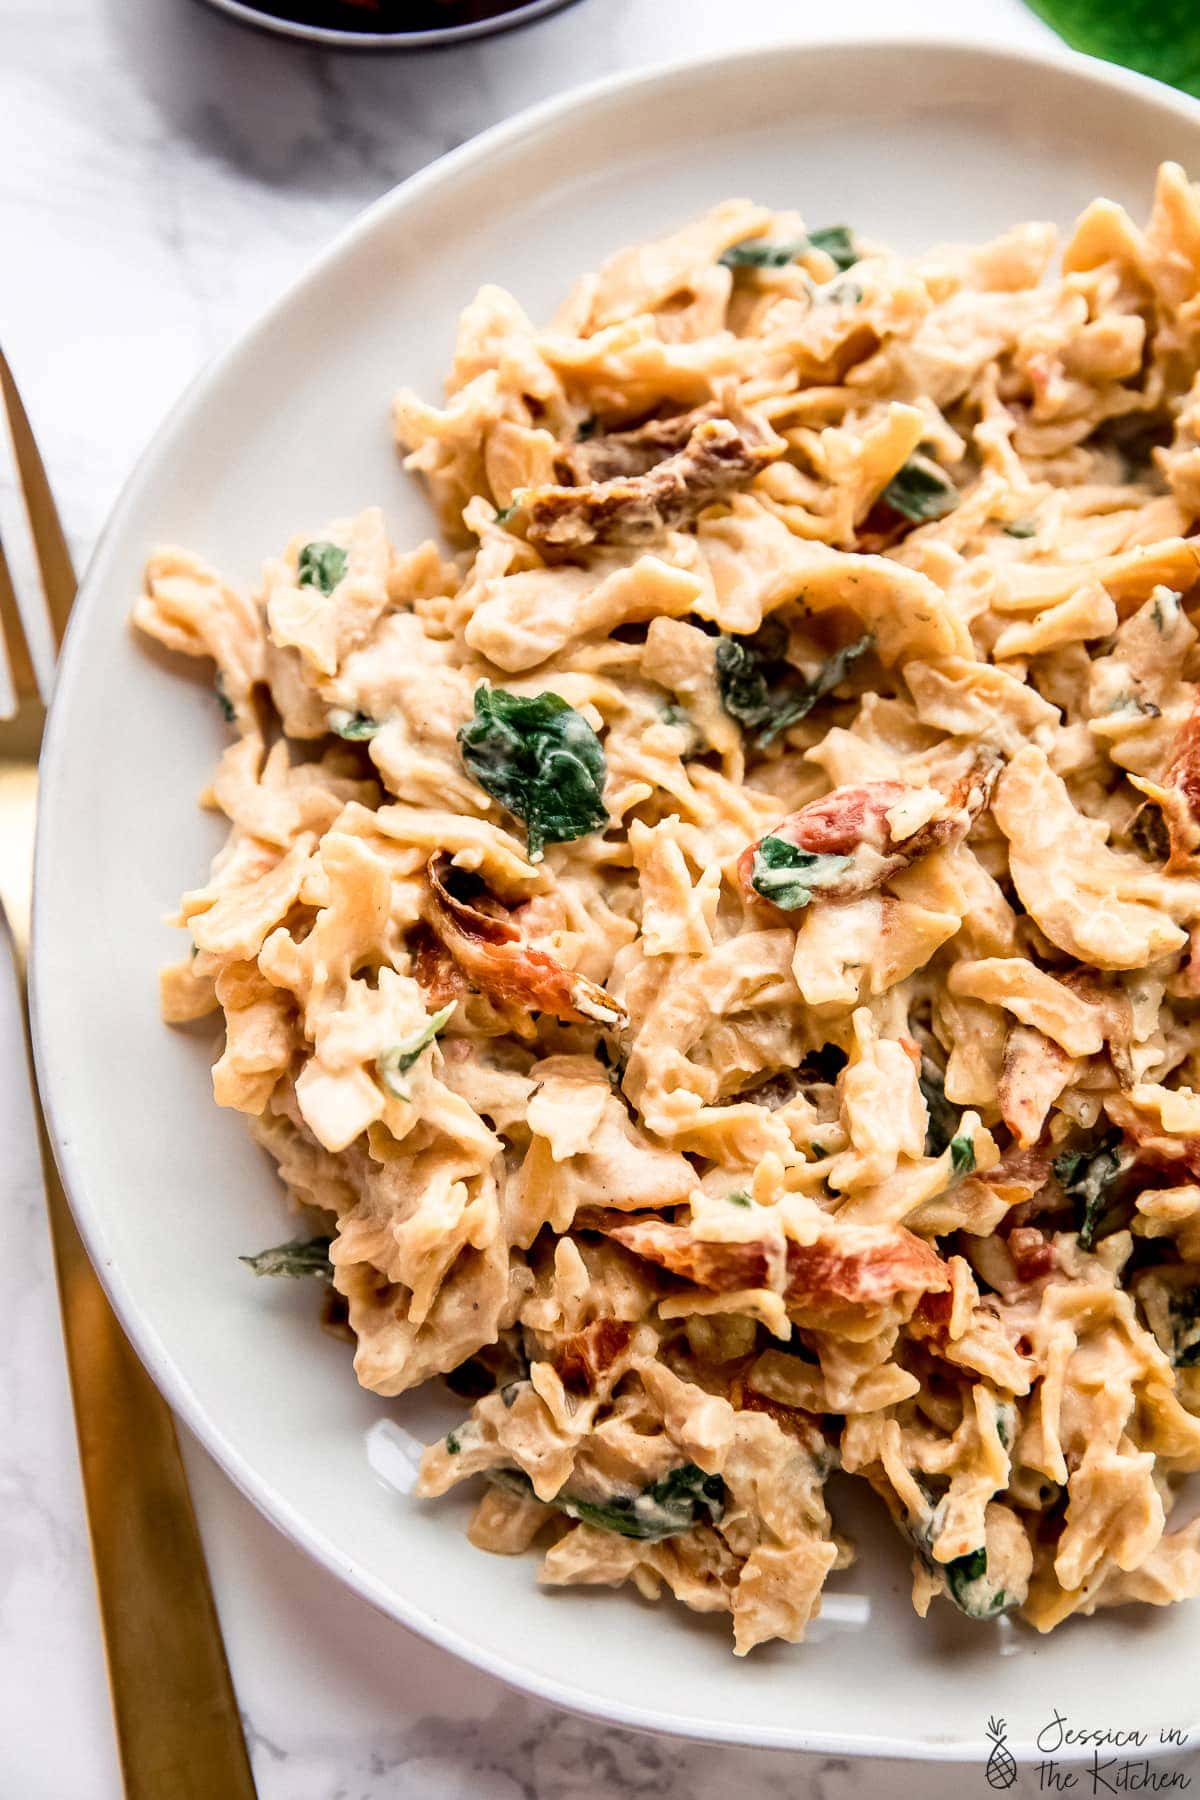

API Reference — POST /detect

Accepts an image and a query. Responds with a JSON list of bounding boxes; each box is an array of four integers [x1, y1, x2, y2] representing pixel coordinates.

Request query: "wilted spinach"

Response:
[[749, 835, 852, 909], [240, 1236, 333, 1279], [880, 455, 960, 524], [715, 628, 872, 747], [458, 685, 608, 861], [807, 225, 860, 271], [376, 1001, 456, 1099], [328, 708, 381, 741], [490, 1461, 726, 1541], [949, 1132, 977, 1178], [297, 540, 348, 595], [1053, 1132, 1134, 1250], [911, 1516, 1012, 1620], [720, 224, 860, 273], [943, 1547, 1010, 1620], [720, 237, 809, 269], [918, 1057, 959, 1158]]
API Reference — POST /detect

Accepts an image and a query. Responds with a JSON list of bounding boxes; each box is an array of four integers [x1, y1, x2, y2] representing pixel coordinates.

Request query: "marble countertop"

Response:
[[8, 2, 1191, 1796]]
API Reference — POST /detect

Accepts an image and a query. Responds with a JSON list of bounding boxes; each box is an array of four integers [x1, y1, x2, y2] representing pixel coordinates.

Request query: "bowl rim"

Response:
[[194, 0, 579, 51], [31, 30, 1200, 1762]]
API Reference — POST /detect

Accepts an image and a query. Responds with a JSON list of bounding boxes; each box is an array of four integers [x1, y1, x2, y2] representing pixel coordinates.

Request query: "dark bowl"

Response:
[[195, 0, 579, 48]]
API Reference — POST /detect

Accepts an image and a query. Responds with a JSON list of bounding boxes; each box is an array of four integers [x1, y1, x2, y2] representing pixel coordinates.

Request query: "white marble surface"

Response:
[[8, 1, 1200, 1796]]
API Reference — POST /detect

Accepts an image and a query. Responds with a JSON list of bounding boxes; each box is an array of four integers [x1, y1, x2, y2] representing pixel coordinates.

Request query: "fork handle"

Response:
[[14, 955, 257, 1799]]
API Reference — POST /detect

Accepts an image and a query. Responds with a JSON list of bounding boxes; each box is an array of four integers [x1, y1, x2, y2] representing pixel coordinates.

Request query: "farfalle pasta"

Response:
[[138, 165, 1200, 1653]]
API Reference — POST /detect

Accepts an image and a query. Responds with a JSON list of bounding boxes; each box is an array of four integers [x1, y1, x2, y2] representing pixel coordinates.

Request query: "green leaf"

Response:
[[714, 634, 773, 731], [918, 1057, 959, 1158], [1002, 518, 1037, 539], [376, 1002, 456, 1099], [493, 504, 517, 526], [1023, 0, 1200, 102], [720, 225, 860, 273], [949, 1132, 976, 1177], [726, 1190, 752, 1208], [715, 630, 872, 747], [720, 237, 809, 269], [297, 540, 348, 595], [492, 1461, 726, 1541], [328, 708, 381, 741], [806, 224, 860, 271], [911, 1515, 1015, 1620], [944, 1547, 1011, 1620], [749, 834, 852, 909], [458, 685, 608, 862], [214, 672, 236, 723], [240, 1236, 332, 1279], [881, 455, 960, 524], [1053, 1131, 1132, 1249]]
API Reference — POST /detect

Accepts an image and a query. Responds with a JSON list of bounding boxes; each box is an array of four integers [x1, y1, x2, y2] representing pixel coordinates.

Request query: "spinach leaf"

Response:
[[919, 1057, 959, 1158], [880, 455, 960, 524], [376, 1001, 457, 1099], [720, 225, 859, 273], [240, 1236, 333, 1279], [911, 1515, 1013, 1620], [720, 237, 809, 269], [944, 1547, 1010, 1620], [214, 672, 236, 723], [949, 1131, 976, 1178], [297, 540, 348, 595], [921, 1058, 979, 1183], [749, 835, 852, 909], [715, 629, 872, 747], [328, 708, 381, 741], [807, 224, 860, 271], [714, 634, 773, 731], [1053, 1131, 1132, 1249], [491, 1461, 726, 1541], [458, 685, 608, 861], [726, 1190, 752, 1208]]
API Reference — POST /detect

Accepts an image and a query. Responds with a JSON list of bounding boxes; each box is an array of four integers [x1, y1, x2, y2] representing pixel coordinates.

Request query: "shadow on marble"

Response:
[[102, 0, 615, 199]]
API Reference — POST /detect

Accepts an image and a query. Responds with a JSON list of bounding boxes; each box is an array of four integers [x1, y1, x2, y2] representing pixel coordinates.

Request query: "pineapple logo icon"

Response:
[[985, 1716, 1017, 1790]]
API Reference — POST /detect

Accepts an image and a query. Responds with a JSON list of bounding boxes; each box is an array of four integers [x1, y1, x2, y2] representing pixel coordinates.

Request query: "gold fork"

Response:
[[0, 350, 257, 1800]]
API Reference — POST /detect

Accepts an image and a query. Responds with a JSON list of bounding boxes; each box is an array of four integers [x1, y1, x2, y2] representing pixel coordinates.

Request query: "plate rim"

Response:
[[30, 30, 1200, 1761]]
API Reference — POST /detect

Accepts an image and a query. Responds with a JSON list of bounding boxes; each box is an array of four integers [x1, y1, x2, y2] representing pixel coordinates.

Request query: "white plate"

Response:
[[32, 36, 1200, 1762]]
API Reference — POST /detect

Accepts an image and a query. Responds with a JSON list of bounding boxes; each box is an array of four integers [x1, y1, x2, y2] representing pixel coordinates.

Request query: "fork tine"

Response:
[[0, 348, 76, 655], [0, 528, 40, 717]]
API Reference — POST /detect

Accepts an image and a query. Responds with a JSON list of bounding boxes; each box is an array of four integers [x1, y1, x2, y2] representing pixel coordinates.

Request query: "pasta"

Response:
[[137, 165, 1200, 1653]]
